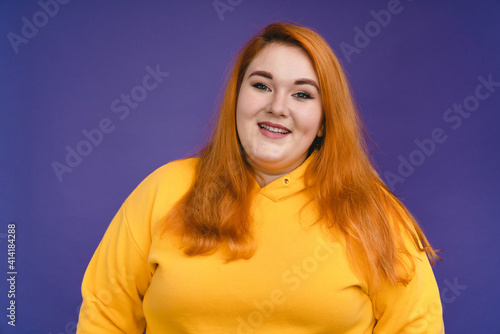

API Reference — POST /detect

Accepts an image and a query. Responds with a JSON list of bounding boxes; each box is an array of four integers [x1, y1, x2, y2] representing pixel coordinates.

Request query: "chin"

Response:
[[253, 149, 287, 162]]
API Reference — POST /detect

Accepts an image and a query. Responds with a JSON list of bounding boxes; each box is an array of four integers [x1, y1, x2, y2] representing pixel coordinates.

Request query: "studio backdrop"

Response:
[[1, 0, 499, 333]]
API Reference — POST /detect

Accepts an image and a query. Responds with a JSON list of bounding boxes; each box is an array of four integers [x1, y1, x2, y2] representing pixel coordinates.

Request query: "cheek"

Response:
[[236, 95, 261, 136], [236, 99, 254, 140], [297, 108, 323, 136], [237, 90, 258, 118]]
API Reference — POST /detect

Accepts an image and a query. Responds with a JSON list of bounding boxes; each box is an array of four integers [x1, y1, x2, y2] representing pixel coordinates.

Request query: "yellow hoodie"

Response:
[[77, 154, 444, 333]]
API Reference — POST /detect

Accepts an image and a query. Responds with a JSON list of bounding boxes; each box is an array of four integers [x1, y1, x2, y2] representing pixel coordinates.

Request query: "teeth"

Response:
[[259, 124, 290, 134]]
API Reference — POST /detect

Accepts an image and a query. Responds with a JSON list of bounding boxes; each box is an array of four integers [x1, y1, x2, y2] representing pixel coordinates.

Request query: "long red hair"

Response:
[[162, 22, 440, 291]]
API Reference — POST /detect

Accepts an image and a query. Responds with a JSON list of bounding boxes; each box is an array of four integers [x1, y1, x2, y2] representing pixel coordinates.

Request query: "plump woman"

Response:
[[77, 22, 444, 333]]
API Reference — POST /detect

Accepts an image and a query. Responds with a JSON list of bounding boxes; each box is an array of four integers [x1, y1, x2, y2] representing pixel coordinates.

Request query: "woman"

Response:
[[77, 22, 444, 333]]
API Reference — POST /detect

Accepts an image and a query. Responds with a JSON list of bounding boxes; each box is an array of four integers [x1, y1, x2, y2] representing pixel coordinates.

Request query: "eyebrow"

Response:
[[248, 71, 319, 91]]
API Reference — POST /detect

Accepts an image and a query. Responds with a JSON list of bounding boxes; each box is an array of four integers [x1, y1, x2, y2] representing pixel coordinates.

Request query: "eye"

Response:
[[294, 91, 313, 100], [251, 83, 270, 91]]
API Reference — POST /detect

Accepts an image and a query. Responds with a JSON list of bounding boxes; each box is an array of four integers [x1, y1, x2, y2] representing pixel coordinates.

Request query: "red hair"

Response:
[[161, 22, 440, 291]]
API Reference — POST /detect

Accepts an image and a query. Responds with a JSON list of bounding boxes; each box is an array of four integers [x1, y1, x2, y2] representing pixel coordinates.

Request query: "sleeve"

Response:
[[371, 242, 445, 333], [76, 203, 152, 333]]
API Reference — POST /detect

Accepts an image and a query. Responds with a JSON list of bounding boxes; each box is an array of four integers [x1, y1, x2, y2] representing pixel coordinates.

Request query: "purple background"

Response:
[[1, 0, 499, 333]]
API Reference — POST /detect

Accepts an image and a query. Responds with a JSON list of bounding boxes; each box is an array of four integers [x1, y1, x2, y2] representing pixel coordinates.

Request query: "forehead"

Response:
[[246, 43, 318, 80]]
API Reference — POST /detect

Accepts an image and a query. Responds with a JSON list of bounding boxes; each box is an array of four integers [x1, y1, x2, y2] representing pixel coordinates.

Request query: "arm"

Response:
[[76, 159, 195, 333], [76, 204, 152, 333], [371, 245, 444, 333]]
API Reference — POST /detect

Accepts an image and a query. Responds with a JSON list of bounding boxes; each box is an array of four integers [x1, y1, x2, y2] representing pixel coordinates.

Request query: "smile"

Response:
[[258, 123, 291, 134]]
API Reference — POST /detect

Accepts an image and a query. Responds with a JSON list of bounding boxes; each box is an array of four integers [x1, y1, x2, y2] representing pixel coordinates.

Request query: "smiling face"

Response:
[[236, 43, 323, 184]]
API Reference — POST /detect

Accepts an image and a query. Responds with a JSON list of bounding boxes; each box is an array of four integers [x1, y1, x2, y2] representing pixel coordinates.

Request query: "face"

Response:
[[236, 43, 323, 179]]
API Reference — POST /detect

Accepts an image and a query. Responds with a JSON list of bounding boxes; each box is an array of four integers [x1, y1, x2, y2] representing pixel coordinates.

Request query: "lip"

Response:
[[257, 121, 291, 139], [258, 121, 291, 132]]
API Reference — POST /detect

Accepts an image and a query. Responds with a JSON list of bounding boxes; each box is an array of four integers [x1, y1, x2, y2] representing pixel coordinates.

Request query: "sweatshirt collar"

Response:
[[254, 150, 317, 202]]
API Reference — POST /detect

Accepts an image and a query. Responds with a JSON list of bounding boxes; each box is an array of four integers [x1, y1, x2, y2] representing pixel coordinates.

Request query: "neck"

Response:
[[254, 170, 290, 187], [251, 156, 309, 187], [246, 150, 316, 188]]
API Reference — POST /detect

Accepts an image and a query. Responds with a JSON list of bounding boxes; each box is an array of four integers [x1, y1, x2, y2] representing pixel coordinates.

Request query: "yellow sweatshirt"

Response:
[[77, 153, 444, 333]]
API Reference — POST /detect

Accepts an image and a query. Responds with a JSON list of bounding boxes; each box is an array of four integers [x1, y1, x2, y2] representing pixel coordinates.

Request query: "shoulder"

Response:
[[122, 157, 199, 225], [132, 157, 199, 195], [142, 157, 199, 189]]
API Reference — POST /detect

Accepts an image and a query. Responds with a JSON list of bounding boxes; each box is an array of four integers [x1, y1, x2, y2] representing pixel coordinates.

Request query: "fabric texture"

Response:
[[77, 153, 444, 333]]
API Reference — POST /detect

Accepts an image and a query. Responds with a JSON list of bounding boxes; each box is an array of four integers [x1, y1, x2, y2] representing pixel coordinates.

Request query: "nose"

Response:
[[266, 92, 289, 117]]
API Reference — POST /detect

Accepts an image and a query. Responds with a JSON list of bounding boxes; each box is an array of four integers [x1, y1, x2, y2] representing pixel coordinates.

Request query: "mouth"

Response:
[[258, 122, 291, 135]]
